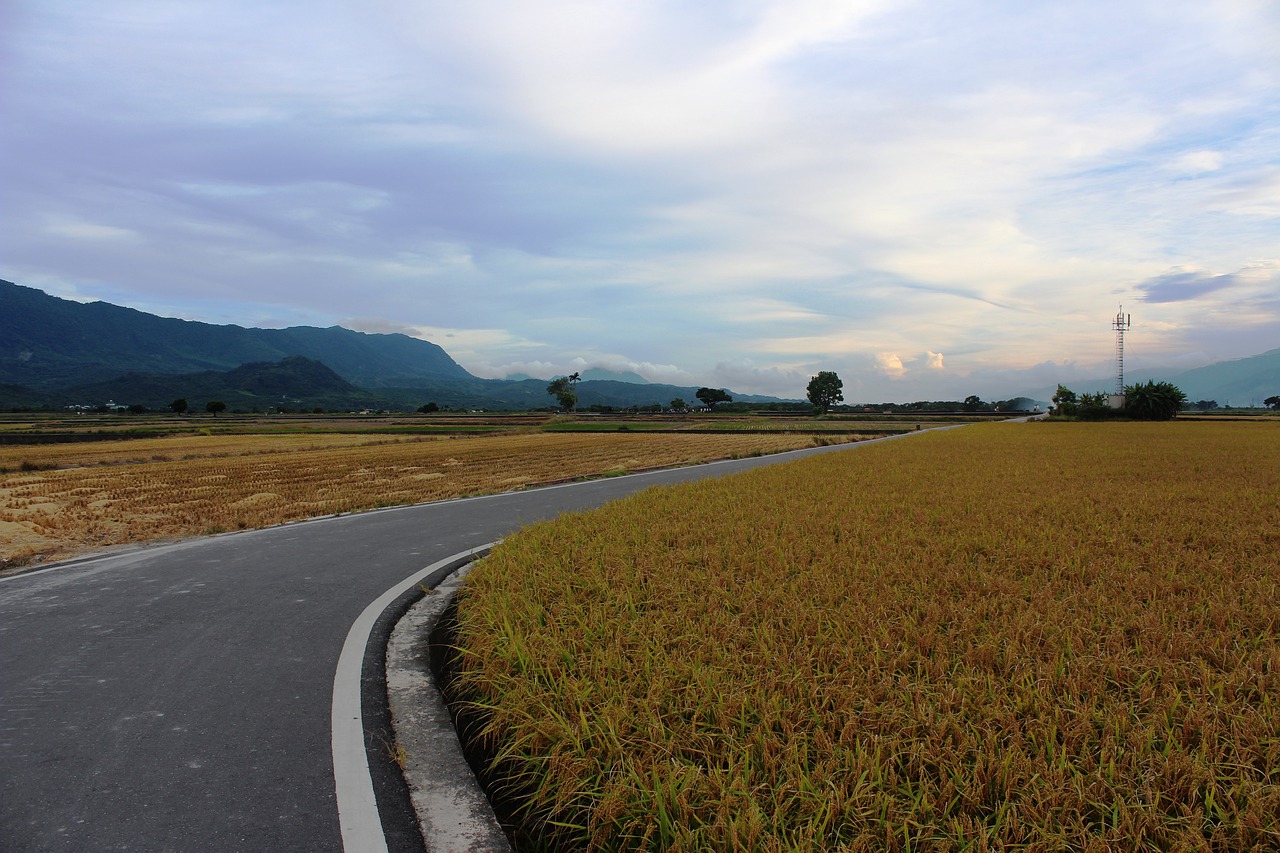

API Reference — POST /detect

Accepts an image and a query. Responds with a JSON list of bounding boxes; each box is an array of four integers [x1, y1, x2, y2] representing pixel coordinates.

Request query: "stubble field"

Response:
[[450, 421, 1280, 851], [0, 427, 862, 567]]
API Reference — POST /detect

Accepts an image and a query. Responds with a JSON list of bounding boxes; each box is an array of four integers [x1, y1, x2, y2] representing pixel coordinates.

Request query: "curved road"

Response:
[[1, 437, 912, 852]]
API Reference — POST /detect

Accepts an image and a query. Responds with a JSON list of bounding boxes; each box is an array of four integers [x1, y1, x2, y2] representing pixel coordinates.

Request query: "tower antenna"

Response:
[[1112, 305, 1131, 398]]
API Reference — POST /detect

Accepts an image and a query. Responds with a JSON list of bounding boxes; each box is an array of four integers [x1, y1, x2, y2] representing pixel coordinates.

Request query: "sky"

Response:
[[2, 0, 1277, 401]]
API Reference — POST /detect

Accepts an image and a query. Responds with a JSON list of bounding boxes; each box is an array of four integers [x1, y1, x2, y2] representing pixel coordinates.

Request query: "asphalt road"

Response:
[[0, 436, 912, 852]]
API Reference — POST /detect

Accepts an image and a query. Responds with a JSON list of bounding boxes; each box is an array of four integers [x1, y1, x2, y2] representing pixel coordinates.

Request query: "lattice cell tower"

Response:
[[1111, 306, 1131, 406]]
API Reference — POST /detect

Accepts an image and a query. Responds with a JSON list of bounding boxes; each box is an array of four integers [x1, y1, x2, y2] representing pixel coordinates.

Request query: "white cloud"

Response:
[[1206, 167, 1280, 217], [472, 356, 698, 386], [1169, 150, 1225, 175], [45, 219, 139, 241], [710, 359, 811, 398], [398, 326, 548, 369], [342, 318, 420, 336], [875, 353, 906, 378], [385, 1, 891, 159], [475, 360, 558, 381], [720, 297, 830, 325]]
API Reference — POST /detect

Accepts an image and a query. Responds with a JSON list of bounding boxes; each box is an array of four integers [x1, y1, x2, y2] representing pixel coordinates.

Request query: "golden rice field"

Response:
[[450, 422, 1280, 851], [0, 431, 853, 567]]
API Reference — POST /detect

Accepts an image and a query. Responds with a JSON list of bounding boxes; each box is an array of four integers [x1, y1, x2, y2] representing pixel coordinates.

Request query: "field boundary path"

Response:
[[1, 429, 938, 852]]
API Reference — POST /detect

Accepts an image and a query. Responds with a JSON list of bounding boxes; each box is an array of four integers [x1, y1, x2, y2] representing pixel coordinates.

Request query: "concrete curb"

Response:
[[386, 553, 512, 853]]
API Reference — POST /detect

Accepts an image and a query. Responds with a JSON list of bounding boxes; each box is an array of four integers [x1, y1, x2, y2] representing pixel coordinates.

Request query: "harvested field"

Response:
[[451, 421, 1280, 850], [0, 431, 861, 566], [0, 432, 423, 471]]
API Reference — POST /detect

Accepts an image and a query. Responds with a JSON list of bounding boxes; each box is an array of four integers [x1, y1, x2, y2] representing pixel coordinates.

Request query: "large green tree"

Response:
[[695, 387, 732, 411], [547, 376, 578, 411], [806, 371, 844, 414], [1123, 380, 1186, 421], [1052, 385, 1078, 417]]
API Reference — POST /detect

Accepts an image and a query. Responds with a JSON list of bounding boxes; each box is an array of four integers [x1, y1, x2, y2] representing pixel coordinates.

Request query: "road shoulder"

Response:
[[386, 555, 511, 853]]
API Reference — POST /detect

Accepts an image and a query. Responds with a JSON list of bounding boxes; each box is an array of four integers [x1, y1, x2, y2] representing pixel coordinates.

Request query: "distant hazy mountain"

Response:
[[1036, 348, 1280, 406], [505, 368, 651, 385], [1162, 348, 1280, 406], [0, 279, 473, 390], [579, 368, 650, 384]]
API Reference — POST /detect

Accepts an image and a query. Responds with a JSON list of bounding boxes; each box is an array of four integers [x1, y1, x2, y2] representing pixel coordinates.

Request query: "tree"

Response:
[[1076, 391, 1115, 420], [1052, 385, 1078, 417], [1193, 400, 1218, 411], [963, 394, 983, 412], [126, 403, 147, 415], [1264, 395, 1279, 410], [806, 371, 844, 414], [170, 398, 188, 415], [547, 377, 578, 411], [206, 400, 227, 417], [418, 402, 440, 413], [669, 398, 686, 411], [695, 387, 732, 411], [1123, 380, 1186, 421]]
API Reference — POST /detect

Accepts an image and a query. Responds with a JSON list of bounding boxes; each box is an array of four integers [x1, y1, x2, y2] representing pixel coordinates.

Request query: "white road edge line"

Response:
[[331, 542, 498, 853]]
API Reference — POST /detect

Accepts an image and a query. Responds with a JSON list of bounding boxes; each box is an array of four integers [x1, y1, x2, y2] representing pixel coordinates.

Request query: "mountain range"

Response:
[[1, 279, 470, 389], [4, 280, 1275, 411], [0, 280, 787, 411]]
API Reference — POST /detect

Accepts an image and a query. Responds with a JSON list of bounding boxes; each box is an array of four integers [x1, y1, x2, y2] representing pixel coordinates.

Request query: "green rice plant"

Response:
[[450, 422, 1280, 850]]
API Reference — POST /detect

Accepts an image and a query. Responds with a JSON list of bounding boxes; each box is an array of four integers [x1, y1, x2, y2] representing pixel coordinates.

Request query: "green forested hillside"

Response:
[[0, 280, 473, 390], [57, 356, 368, 411]]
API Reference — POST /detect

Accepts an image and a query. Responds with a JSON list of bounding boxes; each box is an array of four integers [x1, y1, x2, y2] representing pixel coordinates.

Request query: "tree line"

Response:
[[1051, 381, 1187, 420]]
